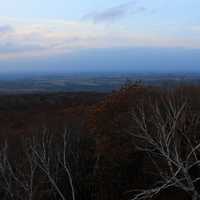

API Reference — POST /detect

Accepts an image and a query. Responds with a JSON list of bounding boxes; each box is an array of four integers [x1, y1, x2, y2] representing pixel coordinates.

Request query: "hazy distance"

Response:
[[1, 47, 200, 78]]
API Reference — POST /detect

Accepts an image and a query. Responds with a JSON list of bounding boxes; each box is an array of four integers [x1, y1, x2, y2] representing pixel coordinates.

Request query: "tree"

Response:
[[0, 128, 77, 200], [129, 96, 200, 200]]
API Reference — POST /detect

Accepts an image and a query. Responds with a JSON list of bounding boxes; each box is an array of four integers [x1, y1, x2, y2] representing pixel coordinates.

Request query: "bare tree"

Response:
[[0, 141, 15, 200], [31, 128, 76, 200], [128, 97, 200, 200], [0, 127, 77, 200], [57, 129, 76, 200], [0, 140, 36, 200]]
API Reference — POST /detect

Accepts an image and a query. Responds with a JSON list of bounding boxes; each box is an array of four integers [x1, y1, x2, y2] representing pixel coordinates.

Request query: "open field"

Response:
[[1, 72, 200, 94]]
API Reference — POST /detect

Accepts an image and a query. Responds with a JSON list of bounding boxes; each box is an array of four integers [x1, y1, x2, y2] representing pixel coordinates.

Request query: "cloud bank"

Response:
[[0, 17, 199, 60]]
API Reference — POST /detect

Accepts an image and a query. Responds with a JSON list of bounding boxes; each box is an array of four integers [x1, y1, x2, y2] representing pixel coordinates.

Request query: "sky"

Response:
[[0, 0, 200, 73]]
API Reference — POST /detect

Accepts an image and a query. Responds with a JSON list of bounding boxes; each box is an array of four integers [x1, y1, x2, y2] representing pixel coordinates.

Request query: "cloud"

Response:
[[0, 24, 14, 34], [82, 1, 138, 23], [0, 18, 199, 60], [131, 6, 147, 14], [0, 42, 44, 53], [190, 26, 200, 32], [0, 20, 128, 59]]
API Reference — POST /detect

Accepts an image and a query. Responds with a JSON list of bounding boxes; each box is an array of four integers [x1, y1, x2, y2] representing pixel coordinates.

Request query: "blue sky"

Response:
[[0, 0, 200, 72]]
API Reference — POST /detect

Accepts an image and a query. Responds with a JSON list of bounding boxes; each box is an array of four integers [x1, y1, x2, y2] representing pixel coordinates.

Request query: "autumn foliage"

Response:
[[1, 85, 200, 199]]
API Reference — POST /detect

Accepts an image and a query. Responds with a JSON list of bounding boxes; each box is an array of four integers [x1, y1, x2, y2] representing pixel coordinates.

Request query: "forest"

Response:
[[0, 83, 200, 200]]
